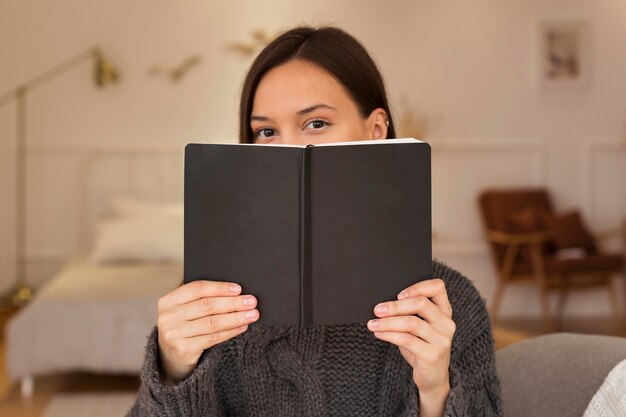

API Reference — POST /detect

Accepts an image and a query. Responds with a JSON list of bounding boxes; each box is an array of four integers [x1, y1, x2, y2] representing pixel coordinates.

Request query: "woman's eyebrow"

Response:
[[297, 103, 337, 115], [250, 103, 337, 122]]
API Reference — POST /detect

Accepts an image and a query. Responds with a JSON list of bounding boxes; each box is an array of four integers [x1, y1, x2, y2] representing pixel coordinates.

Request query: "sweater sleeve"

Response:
[[400, 326, 503, 417], [399, 362, 463, 417], [441, 325, 503, 417], [125, 325, 227, 417], [400, 260, 504, 417]]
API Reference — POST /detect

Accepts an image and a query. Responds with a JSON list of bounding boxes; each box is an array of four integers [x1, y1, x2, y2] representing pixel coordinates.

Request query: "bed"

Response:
[[6, 261, 182, 394], [4, 146, 185, 398]]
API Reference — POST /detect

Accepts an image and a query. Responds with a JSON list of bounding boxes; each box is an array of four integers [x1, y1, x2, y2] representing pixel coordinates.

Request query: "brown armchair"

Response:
[[478, 188, 624, 332]]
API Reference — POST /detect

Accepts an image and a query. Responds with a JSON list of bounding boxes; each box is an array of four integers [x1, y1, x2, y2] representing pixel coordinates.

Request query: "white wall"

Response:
[[1, 0, 625, 318]]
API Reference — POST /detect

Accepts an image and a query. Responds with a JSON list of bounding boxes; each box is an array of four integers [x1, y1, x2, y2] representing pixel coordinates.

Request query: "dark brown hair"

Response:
[[238, 25, 396, 143]]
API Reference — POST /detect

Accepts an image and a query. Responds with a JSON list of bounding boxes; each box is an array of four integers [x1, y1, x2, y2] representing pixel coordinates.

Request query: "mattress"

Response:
[[5, 260, 182, 381]]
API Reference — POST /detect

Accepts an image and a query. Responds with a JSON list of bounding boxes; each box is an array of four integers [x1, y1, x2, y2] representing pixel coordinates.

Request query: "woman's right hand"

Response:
[[156, 280, 259, 384]]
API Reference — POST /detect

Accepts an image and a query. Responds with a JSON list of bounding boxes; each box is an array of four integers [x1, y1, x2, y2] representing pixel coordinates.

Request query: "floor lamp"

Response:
[[0, 47, 120, 307]]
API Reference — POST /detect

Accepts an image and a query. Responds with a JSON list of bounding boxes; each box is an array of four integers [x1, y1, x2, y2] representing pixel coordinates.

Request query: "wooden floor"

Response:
[[0, 317, 623, 417]]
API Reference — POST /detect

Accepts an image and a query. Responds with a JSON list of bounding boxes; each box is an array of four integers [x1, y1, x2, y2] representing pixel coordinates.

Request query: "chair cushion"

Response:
[[512, 252, 624, 275], [479, 188, 554, 233], [542, 210, 596, 253], [545, 253, 624, 274], [504, 206, 548, 233]]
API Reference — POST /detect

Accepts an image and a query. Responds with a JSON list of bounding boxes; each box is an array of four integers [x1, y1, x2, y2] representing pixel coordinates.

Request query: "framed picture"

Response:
[[535, 17, 590, 91]]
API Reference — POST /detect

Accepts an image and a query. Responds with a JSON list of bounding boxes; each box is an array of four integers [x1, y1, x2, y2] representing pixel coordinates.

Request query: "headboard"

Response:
[[74, 145, 184, 257]]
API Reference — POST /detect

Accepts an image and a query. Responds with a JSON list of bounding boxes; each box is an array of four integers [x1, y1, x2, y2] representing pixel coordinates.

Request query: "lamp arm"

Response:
[[0, 47, 98, 106]]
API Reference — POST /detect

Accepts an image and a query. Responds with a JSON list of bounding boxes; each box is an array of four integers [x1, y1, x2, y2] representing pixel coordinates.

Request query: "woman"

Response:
[[127, 26, 503, 417]]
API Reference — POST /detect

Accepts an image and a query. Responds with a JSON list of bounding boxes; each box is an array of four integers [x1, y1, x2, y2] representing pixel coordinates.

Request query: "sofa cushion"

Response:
[[496, 333, 626, 417]]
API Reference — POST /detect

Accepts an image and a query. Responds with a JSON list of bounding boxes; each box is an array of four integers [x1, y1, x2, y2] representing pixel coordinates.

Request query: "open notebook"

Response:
[[184, 138, 432, 326]]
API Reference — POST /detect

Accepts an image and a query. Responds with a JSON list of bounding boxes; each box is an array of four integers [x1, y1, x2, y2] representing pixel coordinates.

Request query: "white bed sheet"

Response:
[[5, 260, 182, 381]]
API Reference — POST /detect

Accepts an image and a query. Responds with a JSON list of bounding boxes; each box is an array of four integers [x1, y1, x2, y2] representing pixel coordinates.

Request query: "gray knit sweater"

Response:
[[127, 259, 503, 416]]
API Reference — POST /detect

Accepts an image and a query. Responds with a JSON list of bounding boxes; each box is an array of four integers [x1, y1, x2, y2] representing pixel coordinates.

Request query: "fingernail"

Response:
[[245, 310, 258, 319], [229, 284, 241, 293], [368, 319, 379, 328], [375, 304, 387, 314], [397, 290, 408, 299], [243, 296, 255, 306]]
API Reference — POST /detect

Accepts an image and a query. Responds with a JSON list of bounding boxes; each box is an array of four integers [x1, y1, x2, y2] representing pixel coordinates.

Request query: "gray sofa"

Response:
[[496, 332, 626, 417]]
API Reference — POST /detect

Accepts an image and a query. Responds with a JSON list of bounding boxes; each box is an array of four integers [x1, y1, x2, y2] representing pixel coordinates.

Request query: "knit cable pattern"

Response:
[[127, 259, 504, 416]]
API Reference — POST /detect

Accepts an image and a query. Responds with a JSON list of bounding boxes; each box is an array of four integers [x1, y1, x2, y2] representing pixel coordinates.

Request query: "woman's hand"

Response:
[[157, 280, 260, 384], [367, 278, 456, 416]]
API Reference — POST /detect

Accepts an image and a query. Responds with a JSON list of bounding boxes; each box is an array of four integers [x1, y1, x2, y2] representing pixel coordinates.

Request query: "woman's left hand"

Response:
[[367, 278, 456, 400]]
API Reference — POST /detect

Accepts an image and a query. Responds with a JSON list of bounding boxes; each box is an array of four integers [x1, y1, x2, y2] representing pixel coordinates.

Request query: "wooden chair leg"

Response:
[[623, 268, 626, 327], [538, 284, 554, 333], [490, 280, 507, 326], [529, 243, 554, 332], [555, 277, 568, 329], [607, 275, 623, 333]]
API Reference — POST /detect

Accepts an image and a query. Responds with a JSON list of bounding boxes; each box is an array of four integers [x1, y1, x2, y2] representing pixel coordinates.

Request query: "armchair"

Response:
[[478, 188, 624, 332]]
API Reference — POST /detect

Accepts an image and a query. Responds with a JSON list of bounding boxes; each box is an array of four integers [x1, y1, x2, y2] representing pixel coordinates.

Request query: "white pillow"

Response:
[[89, 196, 184, 263], [90, 215, 183, 263]]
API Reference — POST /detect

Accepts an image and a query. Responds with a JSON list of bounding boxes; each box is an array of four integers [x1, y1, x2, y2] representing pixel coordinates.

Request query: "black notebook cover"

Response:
[[184, 138, 431, 326]]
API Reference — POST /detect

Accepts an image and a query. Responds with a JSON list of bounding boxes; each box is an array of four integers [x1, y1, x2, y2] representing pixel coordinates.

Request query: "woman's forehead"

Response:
[[251, 60, 356, 119]]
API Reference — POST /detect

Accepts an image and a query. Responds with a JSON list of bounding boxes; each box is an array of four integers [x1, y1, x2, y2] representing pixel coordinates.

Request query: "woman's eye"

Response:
[[255, 128, 276, 139], [306, 119, 329, 130]]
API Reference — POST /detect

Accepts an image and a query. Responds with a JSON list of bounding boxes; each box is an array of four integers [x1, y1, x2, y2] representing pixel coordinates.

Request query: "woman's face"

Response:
[[250, 59, 388, 145]]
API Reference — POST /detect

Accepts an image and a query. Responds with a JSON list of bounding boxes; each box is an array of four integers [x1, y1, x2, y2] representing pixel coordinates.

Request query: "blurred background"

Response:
[[0, 0, 625, 416]]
